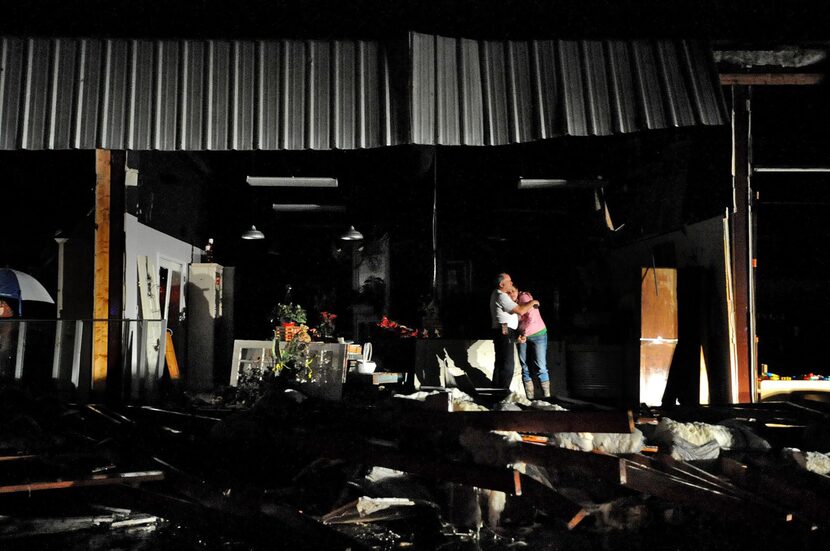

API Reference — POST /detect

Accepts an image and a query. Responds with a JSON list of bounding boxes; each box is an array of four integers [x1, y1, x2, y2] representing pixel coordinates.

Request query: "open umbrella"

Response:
[[0, 269, 54, 315]]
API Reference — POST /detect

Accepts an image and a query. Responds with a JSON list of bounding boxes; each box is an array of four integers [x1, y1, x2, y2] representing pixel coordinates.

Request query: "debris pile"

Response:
[[2, 381, 830, 549]]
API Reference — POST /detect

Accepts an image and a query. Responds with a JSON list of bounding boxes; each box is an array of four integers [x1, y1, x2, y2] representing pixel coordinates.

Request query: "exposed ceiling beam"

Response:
[[719, 73, 825, 85]]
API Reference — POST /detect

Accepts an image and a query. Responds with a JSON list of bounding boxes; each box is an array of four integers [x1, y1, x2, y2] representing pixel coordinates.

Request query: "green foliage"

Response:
[[276, 302, 307, 325]]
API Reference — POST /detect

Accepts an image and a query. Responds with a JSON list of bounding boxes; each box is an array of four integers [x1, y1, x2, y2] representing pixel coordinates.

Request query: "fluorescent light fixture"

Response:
[[518, 177, 605, 189], [754, 167, 830, 173], [247, 176, 338, 188], [271, 204, 346, 213], [241, 225, 265, 240]]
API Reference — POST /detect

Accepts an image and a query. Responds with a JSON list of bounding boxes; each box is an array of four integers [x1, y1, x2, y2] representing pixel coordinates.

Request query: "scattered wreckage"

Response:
[[2, 382, 830, 549]]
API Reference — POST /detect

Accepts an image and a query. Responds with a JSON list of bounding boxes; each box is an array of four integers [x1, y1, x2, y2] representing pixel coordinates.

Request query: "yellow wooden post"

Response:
[[93, 149, 111, 391]]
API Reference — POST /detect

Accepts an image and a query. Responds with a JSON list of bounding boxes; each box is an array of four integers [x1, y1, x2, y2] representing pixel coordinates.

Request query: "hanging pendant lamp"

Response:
[[339, 225, 364, 241], [241, 225, 265, 240]]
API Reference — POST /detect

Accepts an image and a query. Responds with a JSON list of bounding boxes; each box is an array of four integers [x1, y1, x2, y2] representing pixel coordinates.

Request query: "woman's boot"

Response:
[[540, 380, 551, 398], [523, 379, 535, 400]]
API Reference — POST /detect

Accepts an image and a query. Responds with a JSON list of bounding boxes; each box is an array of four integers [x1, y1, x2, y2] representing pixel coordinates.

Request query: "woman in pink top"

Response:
[[516, 290, 550, 398]]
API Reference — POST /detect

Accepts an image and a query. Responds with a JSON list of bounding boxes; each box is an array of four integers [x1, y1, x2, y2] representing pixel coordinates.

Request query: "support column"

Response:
[[93, 150, 111, 393], [108, 151, 126, 402], [731, 85, 754, 403]]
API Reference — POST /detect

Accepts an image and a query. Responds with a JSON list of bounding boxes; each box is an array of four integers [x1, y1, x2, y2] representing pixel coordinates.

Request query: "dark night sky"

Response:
[[1, 0, 828, 42]]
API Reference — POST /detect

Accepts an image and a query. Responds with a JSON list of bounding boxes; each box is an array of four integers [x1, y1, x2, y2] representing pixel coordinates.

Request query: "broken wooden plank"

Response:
[[0, 454, 38, 463], [0, 513, 157, 540], [102, 478, 371, 551], [624, 460, 792, 524], [622, 453, 742, 497], [301, 433, 522, 494], [320, 497, 439, 526], [721, 457, 830, 525], [514, 442, 627, 485], [518, 475, 588, 530], [719, 73, 824, 86], [0, 470, 164, 495], [385, 409, 634, 434]]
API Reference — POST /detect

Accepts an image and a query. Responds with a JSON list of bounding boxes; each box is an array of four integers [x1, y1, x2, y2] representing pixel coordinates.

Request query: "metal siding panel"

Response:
[[582, 41, 612, 136], [232, 40, 255, 150], [257, 40, 281, 150], [358, 41, 381, 148], [48, 39, 77, 149], [100, 39, 128, 149], [458, 38, 483, 145], [21, 39, 50, 149], [435, 35, 459, 145], [683, 40, 727, 126], [632, 41, 668, 130], [507, 40, 533, 143], [128, 40, 154, 150], [180, 40, 205, 150], [558, 40, 588, 136], [283, 40, 306, 150], [307, 40, 331, 149], [154, 40, 179, 150], [656, 41, 695, 127], [531, 40, 560, 140], [481, 40, 509, 145], [605, 41, 638, 134], [409, 32, 434, 145], [0, 37, 24, 150], [207, 41, 230, 150], [334, 41, 356, 149], [74, 39, 102, 149]]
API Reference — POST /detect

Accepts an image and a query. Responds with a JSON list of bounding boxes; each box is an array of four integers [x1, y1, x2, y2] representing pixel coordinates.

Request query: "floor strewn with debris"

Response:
[[2, 381, 830, 550]]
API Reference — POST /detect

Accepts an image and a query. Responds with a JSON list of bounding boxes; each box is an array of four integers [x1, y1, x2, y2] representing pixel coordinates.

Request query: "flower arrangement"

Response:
[[317, 311, 337, 339], [275, 302, 307, 325], [273, 324, 314, 380]]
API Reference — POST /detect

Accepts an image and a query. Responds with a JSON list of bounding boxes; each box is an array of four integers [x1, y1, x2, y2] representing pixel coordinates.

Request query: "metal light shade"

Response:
[[340, 225, 364, 241], [241, 225, 265, 240]]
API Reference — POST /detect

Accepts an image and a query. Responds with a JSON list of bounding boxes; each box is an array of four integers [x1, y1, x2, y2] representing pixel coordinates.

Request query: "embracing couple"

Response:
[[489, 272, 550, 399]]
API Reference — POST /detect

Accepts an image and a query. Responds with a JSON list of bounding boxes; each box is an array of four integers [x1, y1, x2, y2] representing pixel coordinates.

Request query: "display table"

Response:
[[369, 339, 496, 389], [758, 379, 830, 401]]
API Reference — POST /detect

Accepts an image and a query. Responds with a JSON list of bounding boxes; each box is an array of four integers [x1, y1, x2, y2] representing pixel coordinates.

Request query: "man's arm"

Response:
[[511, 300, 539, 315]]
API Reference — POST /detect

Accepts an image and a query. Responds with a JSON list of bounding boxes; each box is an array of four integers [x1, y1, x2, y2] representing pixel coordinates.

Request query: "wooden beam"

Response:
[[102, 485, 370, 551], [731, 85, 753, 403], [514, 443, 627, 485], [93, 149, 111, 392], [518, 475, 588, 530], [388, 409, 635, 435], [721, 457, 830, 525], [306, 436, 523, 495], [720, 73, 824, 86], [107, 150, 126, 402], [0, 470, 164, 495]]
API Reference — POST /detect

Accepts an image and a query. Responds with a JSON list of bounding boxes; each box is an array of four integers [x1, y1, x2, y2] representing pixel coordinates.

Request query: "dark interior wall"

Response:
[[0, 124, 731, 342], [751, 84, 830, 375], [132, 152, 212, 248], [0, 150, 95, 319]]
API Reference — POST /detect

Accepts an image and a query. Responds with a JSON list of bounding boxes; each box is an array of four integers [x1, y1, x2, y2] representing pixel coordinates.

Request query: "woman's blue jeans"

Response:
[[517, 332, 549, 383]]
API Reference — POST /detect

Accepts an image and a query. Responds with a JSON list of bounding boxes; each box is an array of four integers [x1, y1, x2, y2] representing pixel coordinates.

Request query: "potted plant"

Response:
[[274, 302, 307, 324], [271, 302, 307, 341]]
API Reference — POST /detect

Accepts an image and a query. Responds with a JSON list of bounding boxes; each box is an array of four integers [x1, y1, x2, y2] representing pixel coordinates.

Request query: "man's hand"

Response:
[[517, 335, 527, 344]]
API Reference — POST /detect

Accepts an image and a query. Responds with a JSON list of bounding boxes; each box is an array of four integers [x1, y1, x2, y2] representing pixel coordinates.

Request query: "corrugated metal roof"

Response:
[[0, 34, 725, 151], [0, 37, 400, 150], [409, 33, 728, 146]]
